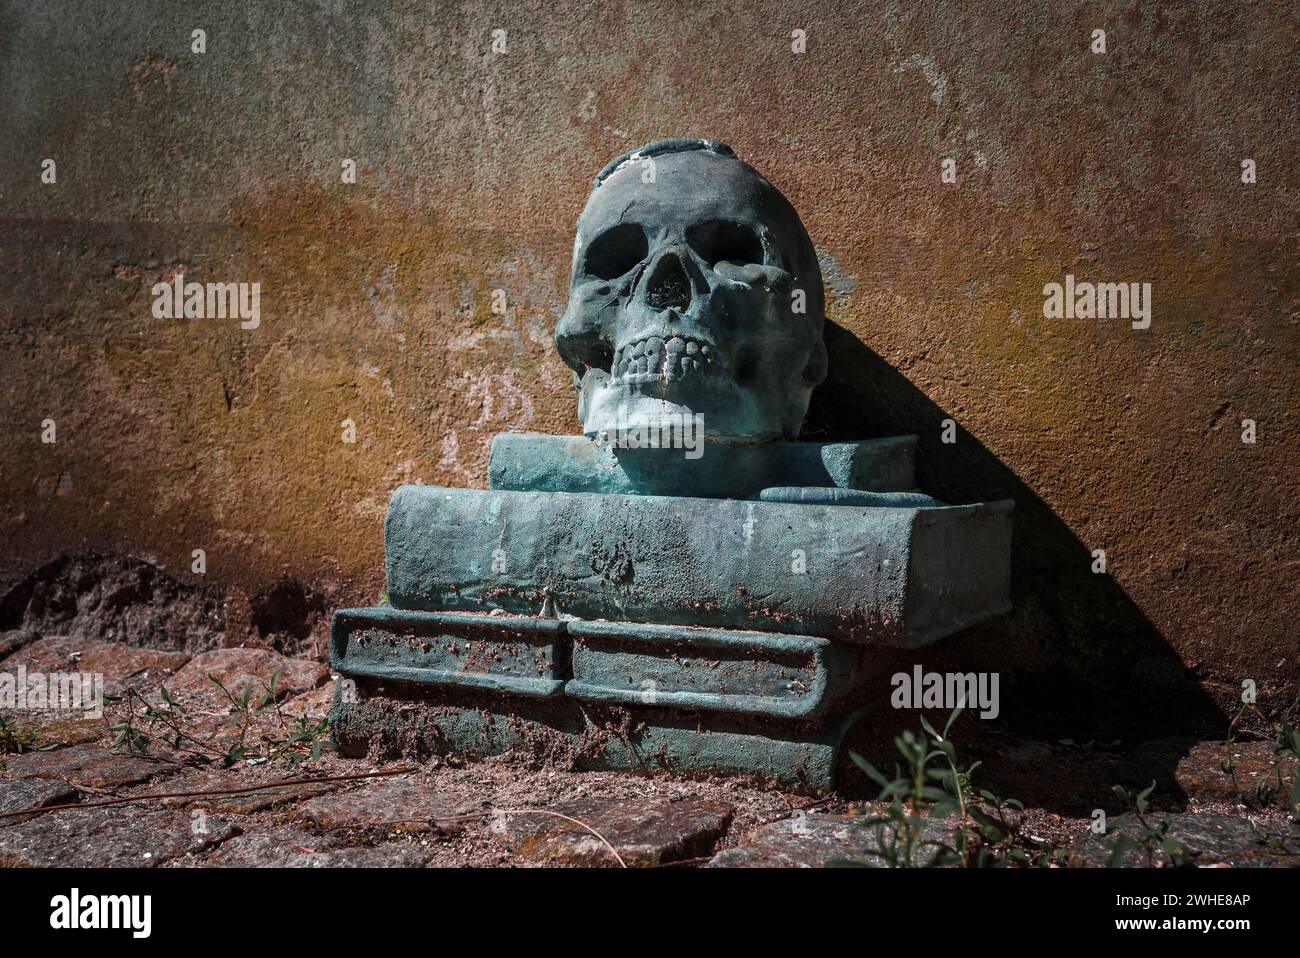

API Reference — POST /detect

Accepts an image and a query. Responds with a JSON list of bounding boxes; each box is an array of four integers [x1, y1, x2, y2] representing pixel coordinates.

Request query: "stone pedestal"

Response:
[[330, 433, 1012, 789]]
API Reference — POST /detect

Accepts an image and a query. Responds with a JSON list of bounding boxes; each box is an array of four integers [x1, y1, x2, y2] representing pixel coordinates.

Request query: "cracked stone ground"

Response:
[[1, 629, 1298, 867]]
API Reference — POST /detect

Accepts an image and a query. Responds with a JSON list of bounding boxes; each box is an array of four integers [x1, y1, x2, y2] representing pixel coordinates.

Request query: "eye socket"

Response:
[[686, 220, 764, 266], [582, 223, 648, 280]]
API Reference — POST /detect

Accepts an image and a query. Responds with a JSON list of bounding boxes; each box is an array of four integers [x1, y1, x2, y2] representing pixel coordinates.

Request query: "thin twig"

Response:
[[323, 817, 450, 833], [644, 855, 713, 868], [491, 807, 629, 868], [327, 806, 630, 867], [0, 765, 414, 821]]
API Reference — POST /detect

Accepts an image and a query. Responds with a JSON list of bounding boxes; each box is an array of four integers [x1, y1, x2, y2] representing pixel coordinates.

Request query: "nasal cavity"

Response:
[[645, 253, 692, 312]]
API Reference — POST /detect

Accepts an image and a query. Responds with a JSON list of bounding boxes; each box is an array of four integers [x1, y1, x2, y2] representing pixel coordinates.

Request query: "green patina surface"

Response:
[[330, 679, 868, 790], [332, 609, 881, 721], [566, 620, 862, 720], [331, 607, 567, 699], [381, 483, 1011, 645], [332, 433, 1011, 785], [489, 433, 918, 498]]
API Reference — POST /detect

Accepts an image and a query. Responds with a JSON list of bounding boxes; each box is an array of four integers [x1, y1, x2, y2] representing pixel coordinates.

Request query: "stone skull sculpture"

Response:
[[555, 139, 828, 443]]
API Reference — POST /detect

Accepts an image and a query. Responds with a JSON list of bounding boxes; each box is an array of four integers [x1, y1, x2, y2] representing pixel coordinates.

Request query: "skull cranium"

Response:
[[555, 139, 828, 443]]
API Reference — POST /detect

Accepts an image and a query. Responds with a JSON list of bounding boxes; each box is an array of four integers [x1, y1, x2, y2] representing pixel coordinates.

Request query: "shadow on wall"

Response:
[[805, 321, 1226, 746]]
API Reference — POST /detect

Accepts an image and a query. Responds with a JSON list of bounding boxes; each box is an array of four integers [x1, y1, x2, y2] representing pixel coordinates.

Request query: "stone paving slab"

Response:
[[1, 636, 190, 695], [281, 845, 431, 867], [202, 827, 331, 865], [208, 830, 431, 867], [166, 648, 329, 704], [495, 795, 734, 866], [1071, 813, 1300, 867], [0, 777, 80, 825], [151, 767, 344, 814], [297, 778, 482, 835], [0, 806, 235, 867], [0, 731, 1291, 868], [709, 812, 950, 867], [208, 780, 342, 815], [0, 629, 40, 660], [280, 681, 336, 721], [2, 743, 172, 788], [1130, 738, 1295, 803], [2, 714, 108, 748]]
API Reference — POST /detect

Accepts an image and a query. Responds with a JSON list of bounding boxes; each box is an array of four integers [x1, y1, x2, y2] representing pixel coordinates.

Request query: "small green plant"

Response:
[[109, 669, 335, 769], [1103, 781, 1197, 868], [843, 706, 1067, 868], [1221, 695, 1300, 815], [1280, 705, 1300, 818], [841, 703, 1296, 869], [0, 712, 57, 755]]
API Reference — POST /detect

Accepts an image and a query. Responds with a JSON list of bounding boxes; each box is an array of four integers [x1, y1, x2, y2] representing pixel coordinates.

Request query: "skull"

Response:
[[555, 139, 828, 443]]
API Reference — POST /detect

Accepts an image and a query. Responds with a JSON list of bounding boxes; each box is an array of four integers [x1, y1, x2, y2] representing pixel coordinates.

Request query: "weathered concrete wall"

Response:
[[1, 1, 1295, 736]]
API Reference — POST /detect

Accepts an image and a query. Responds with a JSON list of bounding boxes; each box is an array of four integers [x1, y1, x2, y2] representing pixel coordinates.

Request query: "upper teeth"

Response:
[[612, 335, 715, 382]]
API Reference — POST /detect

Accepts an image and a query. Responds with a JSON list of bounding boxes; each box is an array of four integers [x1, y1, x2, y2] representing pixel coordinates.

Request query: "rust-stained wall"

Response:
[[1, 1, 1296, 736]]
